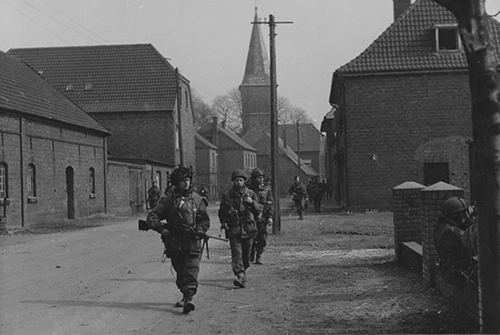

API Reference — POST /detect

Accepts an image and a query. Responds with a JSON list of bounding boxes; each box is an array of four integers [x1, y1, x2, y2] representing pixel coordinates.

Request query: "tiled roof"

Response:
[[195, 133, 217, 149], [336, 0, 500, 74], [8, 44, 178, 113], [198, 124, 256, 151], [0, 51, 108, 134], [278, 123, 323, 152]]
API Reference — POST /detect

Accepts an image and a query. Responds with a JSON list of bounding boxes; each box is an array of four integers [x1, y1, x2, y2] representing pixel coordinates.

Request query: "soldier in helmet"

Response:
[[218, 169, 263, 288], [289, 176, 307, 220], [145, 166, 210, 314], [248, 168, 274, 265], [434, 196, 478, 285]]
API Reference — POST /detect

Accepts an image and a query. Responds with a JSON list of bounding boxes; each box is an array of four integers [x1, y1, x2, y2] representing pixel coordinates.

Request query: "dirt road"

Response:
[[0, 205, 476, 334]]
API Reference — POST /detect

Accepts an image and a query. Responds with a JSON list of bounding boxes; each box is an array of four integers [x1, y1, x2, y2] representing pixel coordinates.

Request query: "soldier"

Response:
[[248, 168, 274, 265], [289, 176, 307, 220], [434, 196, 477, 285], [147, 181, 161, 209], [219, 169, 262, 288], [145, 166, 210, 314]]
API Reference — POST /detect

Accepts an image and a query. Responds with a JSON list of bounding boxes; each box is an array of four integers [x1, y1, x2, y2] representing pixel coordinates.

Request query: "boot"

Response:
[[250, 245, 256, 262], [233, 273, 246, 288], [255, 254, 262, 265], [174, 297, 185, 308], [182, 295, 195, 314]]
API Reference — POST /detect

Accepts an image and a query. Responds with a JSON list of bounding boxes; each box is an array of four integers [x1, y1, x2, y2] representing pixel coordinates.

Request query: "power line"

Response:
[[4, 0, 73, 45], [38, 0, 110, 44], [19, 0, 106, 44]]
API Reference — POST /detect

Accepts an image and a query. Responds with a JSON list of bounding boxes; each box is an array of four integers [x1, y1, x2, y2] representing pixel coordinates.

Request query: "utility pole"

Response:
[[252, 14, 292, 234], [296, 120, 301, 175]]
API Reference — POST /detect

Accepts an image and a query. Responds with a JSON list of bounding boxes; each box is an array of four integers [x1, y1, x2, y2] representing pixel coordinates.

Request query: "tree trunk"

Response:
[[432, 0, 500, 332]]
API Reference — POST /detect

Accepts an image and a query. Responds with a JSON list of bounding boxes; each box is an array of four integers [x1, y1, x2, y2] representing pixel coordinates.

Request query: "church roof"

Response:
[[241, 8, 270, 85], [335, 0, 500, 75], [0, 51, 109, 134], [278, 123, 323, 152], [8, 44, 179, 113]]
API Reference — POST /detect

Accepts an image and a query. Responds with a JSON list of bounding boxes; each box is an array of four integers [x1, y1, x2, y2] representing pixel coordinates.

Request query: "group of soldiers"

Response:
[[288, 175, 328, 219], [143, 166, 273, 314]]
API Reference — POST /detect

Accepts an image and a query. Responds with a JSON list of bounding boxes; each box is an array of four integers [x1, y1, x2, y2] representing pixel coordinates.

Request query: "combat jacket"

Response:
[[146, 188, 210, 255], [249, 182, 274, 221], [218, 186, 263, 239], [289, 182, 307, 201]]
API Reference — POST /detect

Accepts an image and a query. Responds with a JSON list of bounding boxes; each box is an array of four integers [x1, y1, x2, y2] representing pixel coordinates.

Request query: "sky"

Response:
[[1, 0, 499, 127]]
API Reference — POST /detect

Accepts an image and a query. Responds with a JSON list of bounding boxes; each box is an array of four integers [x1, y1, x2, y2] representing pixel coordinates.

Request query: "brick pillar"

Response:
[[421, 182, 464, 285], [393, 181, 425, 263]]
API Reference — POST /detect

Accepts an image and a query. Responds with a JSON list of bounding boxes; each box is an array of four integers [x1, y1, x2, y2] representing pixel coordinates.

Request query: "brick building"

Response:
[[0, 51, 109, 228], [324, 0, 500, 210], [195, 133, 218, 200], [198, 117, 257, 195], [9, 44, 196, 213]]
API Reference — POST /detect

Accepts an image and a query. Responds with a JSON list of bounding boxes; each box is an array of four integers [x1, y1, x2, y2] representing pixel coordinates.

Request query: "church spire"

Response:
[[241, 7, 270, 85]]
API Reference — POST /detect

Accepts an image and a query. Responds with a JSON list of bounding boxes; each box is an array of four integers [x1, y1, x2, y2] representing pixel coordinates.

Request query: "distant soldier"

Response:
[[147, 181, 161, 209], [145, 166, 210, 314], [219, 169, 262, 288], [289, 176, 307, 220], [248, 168, 274, 265]]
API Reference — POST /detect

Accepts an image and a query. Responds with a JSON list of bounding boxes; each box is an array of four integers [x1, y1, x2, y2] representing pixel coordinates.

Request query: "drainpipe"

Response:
[[19, 117, 25, 226], [176, 68, 184, 166], [103, 137, 108, 214]]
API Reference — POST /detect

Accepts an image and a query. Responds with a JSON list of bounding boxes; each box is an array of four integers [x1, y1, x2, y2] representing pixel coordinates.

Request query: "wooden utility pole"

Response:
[[252, 14, 292, 234], [296, 120, 301, 175], [431, 0, 500, 332]]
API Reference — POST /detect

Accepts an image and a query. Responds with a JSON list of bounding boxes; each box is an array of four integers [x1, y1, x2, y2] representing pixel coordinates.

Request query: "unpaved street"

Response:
[[0, 204, 476, 334]]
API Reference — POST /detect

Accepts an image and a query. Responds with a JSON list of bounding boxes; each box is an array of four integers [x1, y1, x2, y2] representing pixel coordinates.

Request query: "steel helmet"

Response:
[[170, 166, 192, 184], [251, 168, 265, 178], [442, 196, 468, 217], [231, 169, 248, 181]]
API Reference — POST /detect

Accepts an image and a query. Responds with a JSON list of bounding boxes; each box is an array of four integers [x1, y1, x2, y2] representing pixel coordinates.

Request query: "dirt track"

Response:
[[0, 204, 477, 334]]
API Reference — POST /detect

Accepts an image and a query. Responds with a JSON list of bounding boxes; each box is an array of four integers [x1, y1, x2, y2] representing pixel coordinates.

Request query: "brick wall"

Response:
[[92, 111, 175, 165], [392, 181, 425, 262], [0, 113, 107, 227], [343, 72, 472, 210]]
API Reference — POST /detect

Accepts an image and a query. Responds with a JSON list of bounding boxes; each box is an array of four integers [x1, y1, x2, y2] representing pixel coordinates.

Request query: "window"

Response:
[[434, 25, 460, 51], [89, 167, 96, 197], [84, 83, 93, 90], [27, 163, 37, 199], [424, 162, 449, 185], [0, 162, 7, 199], [212, 152, 216, 169], [65, 84, 74, 91]]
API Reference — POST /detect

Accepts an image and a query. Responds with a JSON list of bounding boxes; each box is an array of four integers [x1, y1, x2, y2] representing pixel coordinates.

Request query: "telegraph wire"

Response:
[[19, 0, 104, 44], [4, 0, 73, 45], [38, 0, 111, 44]]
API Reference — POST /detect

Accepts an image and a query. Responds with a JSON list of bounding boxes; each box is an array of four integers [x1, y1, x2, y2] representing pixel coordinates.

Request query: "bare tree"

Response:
[[211, 89, 242, 133], [431, 0, 500, 331], [277, 96, 311, 124], [191, 89, 214, 130]]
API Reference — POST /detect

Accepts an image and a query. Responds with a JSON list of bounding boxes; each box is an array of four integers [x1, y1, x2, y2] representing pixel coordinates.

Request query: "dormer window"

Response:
[[434, 24, 461, 52], [65, 84, 74, 91], [84, 83, 93, 90]]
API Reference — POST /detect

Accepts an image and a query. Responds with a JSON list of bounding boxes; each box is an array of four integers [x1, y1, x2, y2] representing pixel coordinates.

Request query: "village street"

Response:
[[0, 201, 476, 335]]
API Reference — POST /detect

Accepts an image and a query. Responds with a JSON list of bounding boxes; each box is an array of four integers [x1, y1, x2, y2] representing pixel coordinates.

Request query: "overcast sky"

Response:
[[1, 0, 499, 127]]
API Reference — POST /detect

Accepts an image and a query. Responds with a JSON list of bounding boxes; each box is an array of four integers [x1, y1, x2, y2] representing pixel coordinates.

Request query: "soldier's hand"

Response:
[[244, 196, 253, 204], [267, 218, 273, 226]]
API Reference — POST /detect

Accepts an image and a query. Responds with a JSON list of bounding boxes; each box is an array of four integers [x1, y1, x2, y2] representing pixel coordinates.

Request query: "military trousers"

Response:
[[170, 251, 202, 296], [229, 235, 255, 276], [252, 222, 268, 256]]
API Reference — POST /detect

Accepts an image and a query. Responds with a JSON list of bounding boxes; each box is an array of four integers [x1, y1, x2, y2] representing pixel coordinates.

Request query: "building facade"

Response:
[[0, 51, 109, 228]]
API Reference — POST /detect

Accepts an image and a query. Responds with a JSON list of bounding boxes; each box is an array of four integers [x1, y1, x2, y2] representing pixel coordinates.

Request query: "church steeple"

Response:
[[241, 7, 270, 85]]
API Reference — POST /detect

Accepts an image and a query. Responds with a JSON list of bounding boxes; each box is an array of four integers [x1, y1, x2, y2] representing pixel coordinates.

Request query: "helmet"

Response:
[[442, 197, 468, 217], [170, 166, 192, 184], [251, 168, 265, 178], [231, 169, 248, 181]]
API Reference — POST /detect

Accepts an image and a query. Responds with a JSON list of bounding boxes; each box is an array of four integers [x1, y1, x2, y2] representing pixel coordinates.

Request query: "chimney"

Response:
[[393, 0, 411, 20], [221, 119, 226, 129], [212, 116, 219, 146], [282, 129, 287, 148]]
